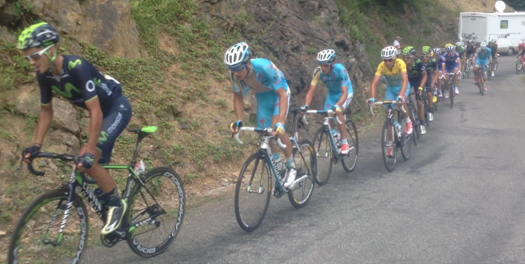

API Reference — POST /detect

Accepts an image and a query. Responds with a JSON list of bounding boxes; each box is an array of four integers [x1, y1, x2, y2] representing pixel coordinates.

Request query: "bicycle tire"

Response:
[[449, 79, 454, 108], [311, 128, 333, 186], [234, 152, 271, 232], [487, 65, 492, 80], [409, 102, 420, 140], [8, 188, 88, 264], [288, 139, 316, 208], [516, 59, 522, 74], [126, 167, 185, 257], [381, 119, 398, 172], [399, 113, 412, 161], [341, 120, 359, 172]]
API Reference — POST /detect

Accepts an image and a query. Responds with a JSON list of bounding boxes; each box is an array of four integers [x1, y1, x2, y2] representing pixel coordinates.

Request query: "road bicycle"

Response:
[[473, 65, 487, 96], [8, 126, 185, 264], [516, 55, 525, 74], [488, 58, 498, 79], [291, 108, 358, 186], [406, 92, 420, 142], [462, 57, 473, 78], [440, 72, 458, 108], [369, 100, 414, 172], [233, 127, 316, 232]]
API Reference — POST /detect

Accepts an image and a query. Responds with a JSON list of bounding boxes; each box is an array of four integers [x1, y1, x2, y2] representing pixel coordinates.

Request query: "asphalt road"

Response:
[[82, 56, 525, 264]]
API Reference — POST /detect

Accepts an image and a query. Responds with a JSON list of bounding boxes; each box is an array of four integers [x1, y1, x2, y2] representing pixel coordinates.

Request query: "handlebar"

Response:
[[234, 127, 286, 149], [368, 100, 398, 116], [298, 109, 342, 126], [21, 152, 97, 184], [439, 72, 458, 79]]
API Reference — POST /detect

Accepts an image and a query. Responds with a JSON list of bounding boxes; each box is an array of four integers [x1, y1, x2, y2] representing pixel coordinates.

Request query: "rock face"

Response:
[[206, 0, 373, 112], [22, 0, 142, 59]]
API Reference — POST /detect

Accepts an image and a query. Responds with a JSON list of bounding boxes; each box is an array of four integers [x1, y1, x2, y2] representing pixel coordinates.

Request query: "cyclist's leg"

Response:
[[414, 84, 425, 123], [338, 91, 353, 149], [93, 95, 132, 235]]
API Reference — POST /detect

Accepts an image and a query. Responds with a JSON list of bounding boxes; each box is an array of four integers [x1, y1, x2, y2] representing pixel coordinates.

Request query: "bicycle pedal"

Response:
[[289, 175, 308, 190]]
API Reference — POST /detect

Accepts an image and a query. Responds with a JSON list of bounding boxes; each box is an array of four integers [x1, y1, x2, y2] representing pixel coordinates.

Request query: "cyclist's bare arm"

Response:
[[275, 87, 289, 124], [83, 97, 104, 155], [419, 71, 427, 90], [336, 85, 348, 107], [233, 91, 244, 122], [304, 84, 317, 106], [369, 74, 381, 99], [399, 72, 409, 97], [24, 104, 53, 162]]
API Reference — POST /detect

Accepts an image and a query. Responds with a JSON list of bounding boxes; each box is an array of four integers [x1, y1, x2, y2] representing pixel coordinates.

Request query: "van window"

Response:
[[500, 20, 508, 29]]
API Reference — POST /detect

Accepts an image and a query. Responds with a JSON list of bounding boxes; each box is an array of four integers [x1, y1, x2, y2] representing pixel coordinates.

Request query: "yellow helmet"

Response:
[[445, 43, 453, 48]]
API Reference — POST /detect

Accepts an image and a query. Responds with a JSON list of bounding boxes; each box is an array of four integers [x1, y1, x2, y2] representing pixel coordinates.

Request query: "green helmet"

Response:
[[402, 46, 416, 56], [421, 46, 431, 55], [17, 22, 59, 50]]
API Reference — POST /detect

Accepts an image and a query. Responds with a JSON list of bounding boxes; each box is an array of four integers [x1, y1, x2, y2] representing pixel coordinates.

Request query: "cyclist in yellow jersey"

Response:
[[367, 46, 412, 157]]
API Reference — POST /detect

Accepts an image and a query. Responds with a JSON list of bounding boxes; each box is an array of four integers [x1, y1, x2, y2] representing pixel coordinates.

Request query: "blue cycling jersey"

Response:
[[37, 55, 122, 111], [230, 58, 290, 95], [440, 52, 460, 67], [476, 47, 492, 60], [310, 63, 353, 94]]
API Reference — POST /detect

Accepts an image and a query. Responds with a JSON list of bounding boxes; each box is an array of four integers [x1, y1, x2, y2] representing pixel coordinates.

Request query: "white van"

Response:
[[459, 12, 525, 55]]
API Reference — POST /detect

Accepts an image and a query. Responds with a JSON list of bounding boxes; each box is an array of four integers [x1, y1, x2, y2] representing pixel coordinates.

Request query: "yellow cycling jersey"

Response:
[[375, 58, 407, 87]]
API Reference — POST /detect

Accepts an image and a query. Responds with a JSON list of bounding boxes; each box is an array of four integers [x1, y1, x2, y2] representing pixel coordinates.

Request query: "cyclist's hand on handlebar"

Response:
[[366, 98, 376, 105], [77, 152, 95, 171], [332, 105, 342, 113], [300, 105, 308, 115], [22, 144, 40, 164], [272, 122, 285, 136], [229, 120, 243, 134], [396, 95, 405, 103]]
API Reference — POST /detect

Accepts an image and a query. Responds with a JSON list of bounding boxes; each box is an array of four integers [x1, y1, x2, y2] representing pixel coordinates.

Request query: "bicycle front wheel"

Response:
[[516, 60, 522, 74], [8, 188, 88, 264], [312, 128, 333, 186], [288, 140, 316, 208], [234, 152, 272, 232], [399, 113, 412, 161], [381, 120, 398, 172], [126, 167, 185, 257], [341, 120, 359, 172]]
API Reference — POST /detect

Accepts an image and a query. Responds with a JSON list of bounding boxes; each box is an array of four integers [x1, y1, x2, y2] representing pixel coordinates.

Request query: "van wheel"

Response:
[[507, 48, 515, 56]]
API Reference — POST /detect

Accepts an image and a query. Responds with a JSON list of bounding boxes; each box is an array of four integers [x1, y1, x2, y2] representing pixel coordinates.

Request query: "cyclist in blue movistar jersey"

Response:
[[225, 42, 297, 189], [421, 46, 439, 121], [433, 48, 444, 98], [473, 41, 492, 91], [440, 45, 462, 97], [403, 46, 428, 134], [302, 49, 353, 154], [18, 22, 131, 236]]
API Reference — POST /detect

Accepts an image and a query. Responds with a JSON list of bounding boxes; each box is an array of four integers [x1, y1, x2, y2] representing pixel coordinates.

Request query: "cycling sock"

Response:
[[104, 188, 122, 207], [342, 139, 348, 145], [286, 157, 295, 168]]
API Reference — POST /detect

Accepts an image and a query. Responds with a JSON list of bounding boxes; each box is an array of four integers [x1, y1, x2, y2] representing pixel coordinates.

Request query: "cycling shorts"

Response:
[[97, 95, 132, 164], [475, 58, 488, 68], [384, 84, 410, 109], [256, 87, 290, 129], [324, 91, 353, 111], [445, 63, 458, 73]]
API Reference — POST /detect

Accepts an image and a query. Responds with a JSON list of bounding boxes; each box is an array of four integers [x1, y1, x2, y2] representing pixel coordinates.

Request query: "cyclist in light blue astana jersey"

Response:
[[473, 41, 492, 91], [302, 49, 353, 155], [225, 42, 297, 189], [18, 22, 132, 236]]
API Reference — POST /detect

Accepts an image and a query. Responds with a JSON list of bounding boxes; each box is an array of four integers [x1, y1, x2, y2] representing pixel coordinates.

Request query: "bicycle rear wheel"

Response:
[[8, 188, 88, 264], [516, 60, 522, 74], [234, 152, 271, 232], [312, 128, 333, 186], [126, 167, 185, 257], [381, 120, 398, 172], [408, 102, 420, 141], [288, 140, 316, 208], [341, 119, 359, 172], [399, 113, 412, 161]]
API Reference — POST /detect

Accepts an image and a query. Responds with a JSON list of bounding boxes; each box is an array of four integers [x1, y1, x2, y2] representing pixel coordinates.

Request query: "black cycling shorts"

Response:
[[97, 95, 132, 164]]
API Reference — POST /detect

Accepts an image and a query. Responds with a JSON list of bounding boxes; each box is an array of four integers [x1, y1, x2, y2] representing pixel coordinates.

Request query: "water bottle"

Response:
[[331, 129, 341, 148], [134, 160, 145, 175], [272, 153, 285, 178], [393, 121, 402, 138]]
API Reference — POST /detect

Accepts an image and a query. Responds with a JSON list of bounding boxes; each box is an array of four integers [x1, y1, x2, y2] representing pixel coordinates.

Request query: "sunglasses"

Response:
[[404, 56, 413, 59], [422, 55, 430, 58], [229, 62, 248, 72], [25, 45, 54, 61], [383, 59, 394, 62]]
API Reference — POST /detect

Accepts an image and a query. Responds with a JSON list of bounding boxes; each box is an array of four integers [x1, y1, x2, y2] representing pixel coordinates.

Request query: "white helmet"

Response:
[[224, 42, 251, 70], [480, 41, 487, 48], [317, 49, 336, 64], [381, 46, 397, 59]]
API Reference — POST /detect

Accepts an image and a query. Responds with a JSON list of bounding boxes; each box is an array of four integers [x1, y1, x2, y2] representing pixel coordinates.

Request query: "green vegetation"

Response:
[[505, 0, 525, 10]]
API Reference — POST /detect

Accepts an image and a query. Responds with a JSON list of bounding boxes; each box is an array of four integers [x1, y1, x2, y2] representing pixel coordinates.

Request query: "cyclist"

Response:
[[421, 46, 439, 121], [433, 47, 443, 98], [488, 39, 498, 76], [473, 41, 492, 91], [18, 22, 132, 235], [440, 45, 462, 97], [455, 41, 466, 72], [302, 49, 353, 154], [466, 39, 476, 59], [225, 42, 297, 189], [367, 46, 412, 157], [403, 46, 427, 134], [518, 41, 525, 57]]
